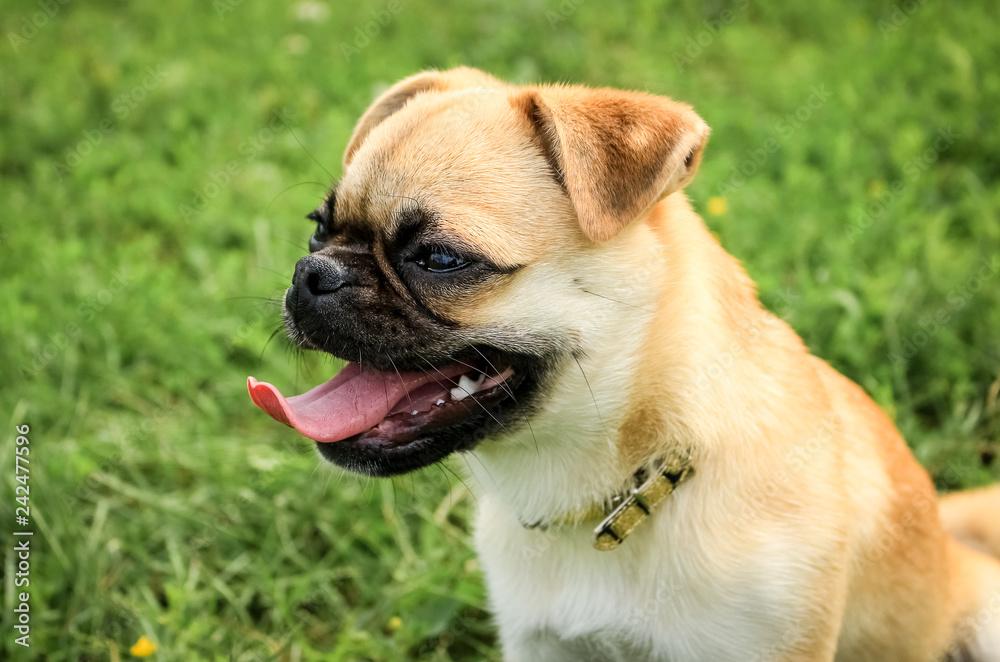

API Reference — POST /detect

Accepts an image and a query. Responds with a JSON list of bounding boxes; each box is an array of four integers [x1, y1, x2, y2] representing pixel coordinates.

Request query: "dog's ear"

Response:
[[511, 86, 710, 243], [344, 67, 504, 169]]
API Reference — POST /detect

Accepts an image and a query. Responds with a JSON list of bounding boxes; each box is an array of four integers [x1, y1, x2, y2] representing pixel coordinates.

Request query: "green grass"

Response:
[[1, 0, 998, 659]]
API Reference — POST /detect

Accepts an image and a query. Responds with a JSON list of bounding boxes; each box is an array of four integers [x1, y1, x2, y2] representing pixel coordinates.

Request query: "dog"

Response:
[[248, 67, 1000, 661]]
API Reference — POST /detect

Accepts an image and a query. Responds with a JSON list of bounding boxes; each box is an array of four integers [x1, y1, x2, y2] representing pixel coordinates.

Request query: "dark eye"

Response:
[[414, 246, 469, 273], [307, 210, 331, 252]]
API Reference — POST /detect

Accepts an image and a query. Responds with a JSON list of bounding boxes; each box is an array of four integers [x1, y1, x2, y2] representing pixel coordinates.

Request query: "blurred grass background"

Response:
[[1, 0, 998, 659]]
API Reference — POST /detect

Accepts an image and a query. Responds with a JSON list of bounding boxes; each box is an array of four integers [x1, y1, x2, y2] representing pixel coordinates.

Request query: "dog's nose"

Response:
[[292, 255, 355, 298]]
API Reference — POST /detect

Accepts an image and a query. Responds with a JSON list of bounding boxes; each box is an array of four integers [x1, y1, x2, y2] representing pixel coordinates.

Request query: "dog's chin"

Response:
[[249, 340, 549, 477]]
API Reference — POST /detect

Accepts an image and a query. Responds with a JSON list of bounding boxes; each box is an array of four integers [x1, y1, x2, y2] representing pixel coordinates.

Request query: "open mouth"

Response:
[[248, 359, 517, 444], [248, 353, 531, 476]]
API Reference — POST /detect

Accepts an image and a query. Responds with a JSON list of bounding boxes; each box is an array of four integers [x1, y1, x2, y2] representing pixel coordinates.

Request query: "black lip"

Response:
[[314, 360, 540, 477]]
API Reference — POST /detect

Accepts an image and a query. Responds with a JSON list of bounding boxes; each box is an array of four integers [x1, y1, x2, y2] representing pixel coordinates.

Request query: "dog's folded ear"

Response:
[[344, 67, 504, 169], [511, 86, 710, 243]]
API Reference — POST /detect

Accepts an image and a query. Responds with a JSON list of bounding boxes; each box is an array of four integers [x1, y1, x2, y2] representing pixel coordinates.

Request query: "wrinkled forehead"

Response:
[[331, 88, 582, 264], [337, 88, 518, 219], [333, 89, 572, 255]]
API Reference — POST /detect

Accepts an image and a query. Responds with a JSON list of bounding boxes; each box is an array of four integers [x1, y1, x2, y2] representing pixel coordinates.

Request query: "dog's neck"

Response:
[[465, 195, 772, 527]]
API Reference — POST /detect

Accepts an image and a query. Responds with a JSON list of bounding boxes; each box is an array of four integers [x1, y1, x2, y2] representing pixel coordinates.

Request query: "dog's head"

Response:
[[249, 67, 708, 476]]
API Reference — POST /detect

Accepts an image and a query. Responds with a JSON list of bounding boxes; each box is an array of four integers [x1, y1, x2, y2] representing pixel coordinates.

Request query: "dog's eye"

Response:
[[307, 210, 332, 252], [414, 247, 469, 273]]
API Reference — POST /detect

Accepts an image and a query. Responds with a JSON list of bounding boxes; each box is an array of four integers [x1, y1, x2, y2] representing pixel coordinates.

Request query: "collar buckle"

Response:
[[593, 456, 693, 551]]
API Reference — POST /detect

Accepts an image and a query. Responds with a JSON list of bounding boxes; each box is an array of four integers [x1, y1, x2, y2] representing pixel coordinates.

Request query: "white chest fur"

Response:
[[471, 475, 822, 662]]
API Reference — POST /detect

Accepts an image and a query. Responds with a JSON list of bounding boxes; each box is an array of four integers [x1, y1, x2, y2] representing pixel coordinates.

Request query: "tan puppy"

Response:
[[248, 68, 1000, 661]]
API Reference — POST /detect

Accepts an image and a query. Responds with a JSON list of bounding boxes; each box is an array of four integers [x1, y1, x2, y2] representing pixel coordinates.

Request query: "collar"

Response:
[[521, 451, 695, 551]]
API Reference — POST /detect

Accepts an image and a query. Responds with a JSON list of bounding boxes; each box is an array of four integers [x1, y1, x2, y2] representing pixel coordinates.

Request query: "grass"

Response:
[[1, 0, 998, 659]]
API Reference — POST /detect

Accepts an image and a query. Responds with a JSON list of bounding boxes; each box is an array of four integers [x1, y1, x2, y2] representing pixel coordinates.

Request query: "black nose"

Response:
[[292, 255, 355, 298]]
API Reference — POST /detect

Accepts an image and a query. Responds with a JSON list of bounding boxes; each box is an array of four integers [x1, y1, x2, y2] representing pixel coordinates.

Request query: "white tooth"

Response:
[[412, 411, 419, 415], [436, 399, 445, 406], [458, 374, 478, 395], [450, 386, 469, 401]]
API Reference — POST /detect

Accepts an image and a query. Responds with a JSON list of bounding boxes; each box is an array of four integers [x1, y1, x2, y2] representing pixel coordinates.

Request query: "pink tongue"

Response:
[[247, 362, 470, 443]]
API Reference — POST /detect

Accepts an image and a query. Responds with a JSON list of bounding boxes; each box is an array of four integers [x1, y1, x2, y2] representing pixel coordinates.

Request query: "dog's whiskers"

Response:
[[288, 125, 335, 181], [264, 180, 329, 217], [574, 355, 611, 445], [452, 335, 540, 456], [259, 324, 288, 363], [580, 288, 654, 313], [385, 355, 414, 410], [414, 354, 514, 439], [451, 332, 518, 401]]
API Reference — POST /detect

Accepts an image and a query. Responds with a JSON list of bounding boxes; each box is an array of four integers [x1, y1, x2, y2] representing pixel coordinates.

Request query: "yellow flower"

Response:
[[130, 636, 157, 657], [707, 197, 727, 216], [388, 616, 403, 630]]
